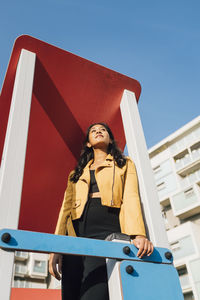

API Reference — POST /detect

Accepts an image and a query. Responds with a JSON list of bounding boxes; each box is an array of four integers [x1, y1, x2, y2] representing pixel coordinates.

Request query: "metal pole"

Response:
[[0, 49, 36, 299], [120, 89, 169, 247]]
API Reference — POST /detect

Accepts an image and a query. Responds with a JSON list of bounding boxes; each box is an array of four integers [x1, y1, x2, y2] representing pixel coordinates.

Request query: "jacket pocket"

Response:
[[72, 199, 81, 209]]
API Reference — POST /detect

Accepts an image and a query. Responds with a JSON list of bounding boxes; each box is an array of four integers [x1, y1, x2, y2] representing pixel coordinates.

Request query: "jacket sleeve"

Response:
[[54, 172, 73, 235], [119, 158, 146, 237]]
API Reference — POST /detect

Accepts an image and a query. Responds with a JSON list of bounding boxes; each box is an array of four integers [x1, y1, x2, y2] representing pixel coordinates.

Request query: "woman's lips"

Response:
[[96, 134, 103, 138]]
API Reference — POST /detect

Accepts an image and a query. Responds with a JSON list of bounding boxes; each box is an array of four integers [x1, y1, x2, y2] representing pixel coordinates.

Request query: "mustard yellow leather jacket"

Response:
[[55, 154, 146, 237]]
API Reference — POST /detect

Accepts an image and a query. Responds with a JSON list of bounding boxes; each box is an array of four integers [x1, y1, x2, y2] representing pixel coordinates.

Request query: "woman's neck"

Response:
[[93, 149, 107, 163]]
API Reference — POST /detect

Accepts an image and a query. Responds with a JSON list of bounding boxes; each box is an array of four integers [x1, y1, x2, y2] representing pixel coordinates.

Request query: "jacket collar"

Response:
[[79, 153, 114, 183], [84, 153, 113, 169], [105, 153, 113, 161]]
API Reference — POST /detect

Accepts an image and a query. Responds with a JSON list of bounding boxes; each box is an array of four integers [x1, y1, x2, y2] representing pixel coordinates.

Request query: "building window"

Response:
[[157, 182, 166, 191], [184, 188, 194, 198], [14, 263, 27, 275], [33, 260, 46, 273], [177, 265, 188, 276], [177, 265, 191, 289], [171, 241, 180, 251], [183, 292, 195, 300], [153, 165, 161, 174]]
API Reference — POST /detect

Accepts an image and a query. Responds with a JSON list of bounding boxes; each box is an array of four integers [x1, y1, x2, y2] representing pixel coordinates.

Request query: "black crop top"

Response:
[[89, 170, 99, 193]]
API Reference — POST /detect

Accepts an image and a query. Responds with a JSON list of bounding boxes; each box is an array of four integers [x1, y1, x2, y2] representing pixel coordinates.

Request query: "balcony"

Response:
[[174, 147, 200, 177], [13, 279, 47, 289], [171, 184, 200, 219], [13, 279, 27, 288], [170, 235, 196, 262], [177, 264, 191, 292], [179, 273, 191, 290], [167, 222, 199, 264], [180, 169, 200, 189], [15, 251, 29, 261], [14, 263, 28, 277], [27, 281, 47, 289], [28, 254, 48, 279], [169, 127, 200, 156]]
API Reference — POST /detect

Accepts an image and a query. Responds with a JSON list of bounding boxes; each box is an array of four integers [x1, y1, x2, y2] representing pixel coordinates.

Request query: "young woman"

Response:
[[49, 122, 154, 300]]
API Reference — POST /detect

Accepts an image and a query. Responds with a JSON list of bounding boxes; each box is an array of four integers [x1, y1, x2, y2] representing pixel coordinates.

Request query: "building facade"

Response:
[[12, 252, 49, 289], [149, 116, 200, 300]]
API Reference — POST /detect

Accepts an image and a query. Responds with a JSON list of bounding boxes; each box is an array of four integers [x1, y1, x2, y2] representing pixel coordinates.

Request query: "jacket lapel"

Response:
[[79, 159, 93, 184], [96, 154, 114, 170], [79, 154, 114, 183]]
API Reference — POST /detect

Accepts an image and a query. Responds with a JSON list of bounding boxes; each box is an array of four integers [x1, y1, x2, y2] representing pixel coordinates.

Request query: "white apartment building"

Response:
[[12, 251, 49, 289], [149, 115, 200, 300]]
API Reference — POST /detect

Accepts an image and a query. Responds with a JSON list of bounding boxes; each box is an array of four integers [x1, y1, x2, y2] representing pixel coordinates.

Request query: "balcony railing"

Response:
[[175, 155, 192, 171], [171, 184, 200, 218], [175, 149, 200, 174], [169, 128, 200, 156], [170, 235, 196, 261], [179, 274, 190, 289], [13, 279, 47, 289], [191, 149, 200, 161], [28, 259, 48, 279], [14, 264, 28, 277], [180, 169, 200, 189], [15, 251, 29, 261]]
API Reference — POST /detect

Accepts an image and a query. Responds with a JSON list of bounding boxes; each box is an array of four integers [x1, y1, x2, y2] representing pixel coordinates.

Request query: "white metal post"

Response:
[[0, 49, 36, 299], [107, 239, 130, 300], [120, 89, 169, 247]]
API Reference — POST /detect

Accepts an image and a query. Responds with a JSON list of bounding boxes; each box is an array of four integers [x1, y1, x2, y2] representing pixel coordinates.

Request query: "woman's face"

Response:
[[87, 124, 111, 149]]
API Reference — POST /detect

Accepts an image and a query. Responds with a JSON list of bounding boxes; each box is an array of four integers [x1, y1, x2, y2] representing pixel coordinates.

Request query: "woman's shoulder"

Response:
[[124, 156, 135, 164], [124, 156, 137, 172]]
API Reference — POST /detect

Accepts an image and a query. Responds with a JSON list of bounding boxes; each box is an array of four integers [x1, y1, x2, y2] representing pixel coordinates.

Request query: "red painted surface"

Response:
[[10, 288, 61, 300], [0, 35, 141, 234]]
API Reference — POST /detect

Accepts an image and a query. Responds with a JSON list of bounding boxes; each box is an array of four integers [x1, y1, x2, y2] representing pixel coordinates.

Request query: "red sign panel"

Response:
[[0, 35, 141, 233]]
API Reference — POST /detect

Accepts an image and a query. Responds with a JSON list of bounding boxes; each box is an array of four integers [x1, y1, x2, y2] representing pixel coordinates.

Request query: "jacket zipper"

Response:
[[111, 161, 115, 206]]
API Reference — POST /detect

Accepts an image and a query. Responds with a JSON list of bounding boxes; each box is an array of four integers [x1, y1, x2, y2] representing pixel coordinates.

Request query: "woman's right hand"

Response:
[[49, 253, 62, 280]]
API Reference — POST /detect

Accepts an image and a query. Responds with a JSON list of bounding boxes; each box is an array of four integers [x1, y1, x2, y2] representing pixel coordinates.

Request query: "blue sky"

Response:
[[0, 0, 199, 148]]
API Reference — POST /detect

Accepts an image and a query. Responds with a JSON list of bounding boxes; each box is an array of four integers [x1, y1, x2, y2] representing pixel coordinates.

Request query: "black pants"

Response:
[[61, 254, 109, 300], [61, 198, 120, 300]]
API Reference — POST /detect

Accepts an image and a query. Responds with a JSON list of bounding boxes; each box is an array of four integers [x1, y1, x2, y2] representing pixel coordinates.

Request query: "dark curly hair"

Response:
[[70, 122, 127, 183]]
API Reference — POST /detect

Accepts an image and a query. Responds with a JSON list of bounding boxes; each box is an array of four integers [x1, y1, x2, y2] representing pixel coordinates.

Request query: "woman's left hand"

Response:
[[131, 235, 154, 258]]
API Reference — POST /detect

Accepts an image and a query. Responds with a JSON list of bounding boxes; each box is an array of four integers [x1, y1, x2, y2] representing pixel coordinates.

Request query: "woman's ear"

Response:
[[87, 142, 92, 148]]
